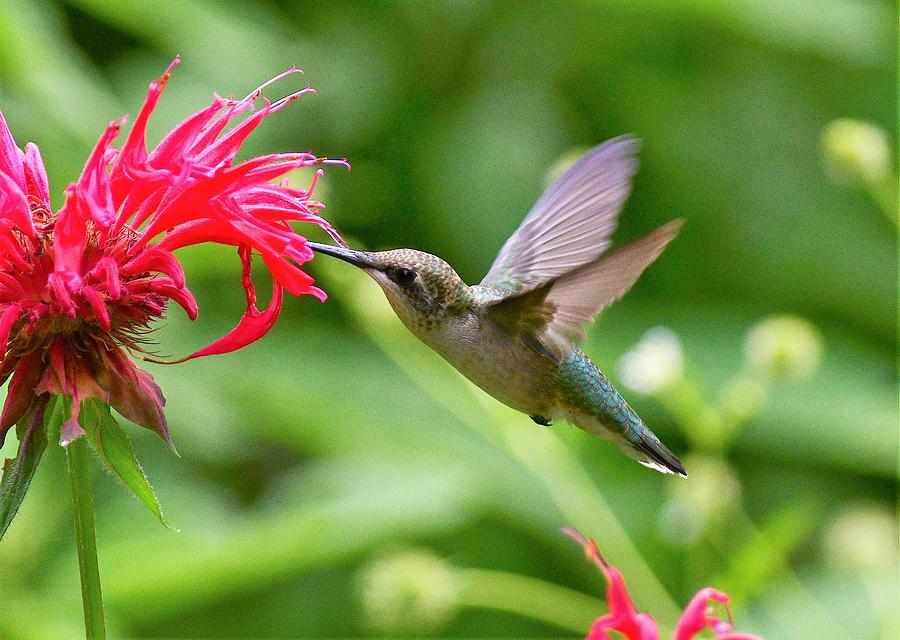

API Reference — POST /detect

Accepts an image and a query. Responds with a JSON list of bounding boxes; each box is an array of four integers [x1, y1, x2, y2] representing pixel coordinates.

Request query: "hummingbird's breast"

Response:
[[416, 309, 559, 417]]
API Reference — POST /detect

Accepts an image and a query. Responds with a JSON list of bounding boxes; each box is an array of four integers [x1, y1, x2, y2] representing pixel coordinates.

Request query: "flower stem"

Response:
[[866, 178, 899, 227], [67, 438, 107, 640], [458, 567, 602, 633]]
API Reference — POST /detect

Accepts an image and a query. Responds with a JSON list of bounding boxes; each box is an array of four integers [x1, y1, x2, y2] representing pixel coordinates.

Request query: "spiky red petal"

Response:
[[564, 527, 764, 640]]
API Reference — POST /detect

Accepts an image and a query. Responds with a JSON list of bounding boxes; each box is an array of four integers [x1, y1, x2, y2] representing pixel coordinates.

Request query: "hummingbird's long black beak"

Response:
[[307, 241, 375, 268]]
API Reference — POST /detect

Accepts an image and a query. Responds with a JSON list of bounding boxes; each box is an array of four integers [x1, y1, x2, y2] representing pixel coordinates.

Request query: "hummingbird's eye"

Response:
[[389, 267, 417, 286]]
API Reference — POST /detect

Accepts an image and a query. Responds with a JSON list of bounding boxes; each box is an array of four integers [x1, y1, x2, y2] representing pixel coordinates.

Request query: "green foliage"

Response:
[[78, 400, 173, 531], [0, 397, 56, 539]]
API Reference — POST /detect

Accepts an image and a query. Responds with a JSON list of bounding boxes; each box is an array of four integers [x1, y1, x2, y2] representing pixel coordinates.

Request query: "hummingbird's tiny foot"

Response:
[[530, 414, 552, 427]]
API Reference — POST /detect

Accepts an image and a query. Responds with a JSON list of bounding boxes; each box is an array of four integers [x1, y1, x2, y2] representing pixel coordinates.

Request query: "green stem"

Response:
[[866, 177, 899, 227], [659, 378, 727, 453], [67, 437, 107, 640], [458, 567, 603, 634]]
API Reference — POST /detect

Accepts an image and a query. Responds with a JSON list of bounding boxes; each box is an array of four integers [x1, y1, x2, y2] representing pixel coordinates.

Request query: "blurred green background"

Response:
[[0, 0, 897, 638]]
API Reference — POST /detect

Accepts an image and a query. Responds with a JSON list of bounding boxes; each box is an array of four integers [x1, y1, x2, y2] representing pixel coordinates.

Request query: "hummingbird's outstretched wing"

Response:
[[486, 220, 683, 362], [480, 136, 639, 294]]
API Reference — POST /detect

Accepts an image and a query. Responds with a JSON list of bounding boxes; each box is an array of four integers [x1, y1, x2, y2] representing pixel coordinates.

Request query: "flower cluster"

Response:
[[358, 548, 461, 634], [820, 118, 892, 186], [0, 58, 343, 448], [564, 527, 762, 640]]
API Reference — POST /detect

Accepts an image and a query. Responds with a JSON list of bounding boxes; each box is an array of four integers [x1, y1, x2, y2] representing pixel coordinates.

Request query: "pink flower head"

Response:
[[562, 527, 763, 640], [0, 58, 345, 447]]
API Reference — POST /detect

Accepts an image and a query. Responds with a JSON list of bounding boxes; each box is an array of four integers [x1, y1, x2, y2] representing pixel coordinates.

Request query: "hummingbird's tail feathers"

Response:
[[630, 435, 687, 477], [558, 349, 687, 476]]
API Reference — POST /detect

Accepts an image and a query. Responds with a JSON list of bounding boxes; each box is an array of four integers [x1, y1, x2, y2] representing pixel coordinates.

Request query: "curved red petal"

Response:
[[81, 286, 111, 331], [0, 352, 42, 445], [147, 97, 226, 168], [122, 247, 186, 288], [0, 303, 23, 357], [23, 143, 50, 208], [45, 271, 78, 317], [260, 251, 319, 297], [126, 278, 198, 320], [154, 280, 283, 365], [0, 224, 30, 273], [586, 612, 658, 640], [113, 58, 178, 178], [74, 119, 123, 228], [0, 272, 26, 301], [195, 87, 315, 168], [52, 187, 89, 275], [0, 112, 25, 192], [87, 256, 123, 297], [0, 170, 35, 238], [564, 527, 659, 640], [673, 588, 764, 640]]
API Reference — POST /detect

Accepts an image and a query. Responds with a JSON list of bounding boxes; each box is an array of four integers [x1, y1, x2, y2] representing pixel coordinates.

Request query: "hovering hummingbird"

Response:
[[309, 136, 686, 476]]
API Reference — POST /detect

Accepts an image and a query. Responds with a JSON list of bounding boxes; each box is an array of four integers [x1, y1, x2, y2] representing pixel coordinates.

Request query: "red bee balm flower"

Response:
[[0, 58, 344, 448], [563, 528, 763, 640]]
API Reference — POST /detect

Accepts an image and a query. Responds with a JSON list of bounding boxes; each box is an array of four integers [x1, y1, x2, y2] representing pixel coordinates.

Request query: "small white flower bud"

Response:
[[823, 502, 898, 573], [821, 119, 892, 186], [358, 548, 460, 635], [744, 315, 822, 380], [618, 327, 684, 395]]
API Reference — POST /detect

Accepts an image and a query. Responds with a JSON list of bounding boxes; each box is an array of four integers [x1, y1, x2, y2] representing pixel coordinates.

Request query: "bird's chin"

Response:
[[365, 269, 403, 301], [365, 268, 389, 285]]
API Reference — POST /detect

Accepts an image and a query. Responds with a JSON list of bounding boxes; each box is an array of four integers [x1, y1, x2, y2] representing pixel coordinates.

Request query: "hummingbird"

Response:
[[309, 136, 686, 476]]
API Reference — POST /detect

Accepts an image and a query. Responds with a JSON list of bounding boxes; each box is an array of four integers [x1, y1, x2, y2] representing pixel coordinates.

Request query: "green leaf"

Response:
[[0, 396, 54, 540], [44, 394, 67, 442], [79, 399, 175, 530], [714, 503, 819, 605]]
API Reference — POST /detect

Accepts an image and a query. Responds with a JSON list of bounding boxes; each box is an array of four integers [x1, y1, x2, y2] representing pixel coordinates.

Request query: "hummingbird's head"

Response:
[[308, 242, 471, 333]]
